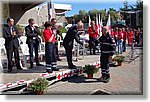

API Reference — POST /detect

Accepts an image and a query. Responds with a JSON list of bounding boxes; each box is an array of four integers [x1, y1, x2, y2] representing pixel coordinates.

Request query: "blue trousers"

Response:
[[100, 53, 110, 77], [45, 42, 57, 69], [118, 40, 123, 54], [28, 41, 39, 65], [122, 41, 126, 52]]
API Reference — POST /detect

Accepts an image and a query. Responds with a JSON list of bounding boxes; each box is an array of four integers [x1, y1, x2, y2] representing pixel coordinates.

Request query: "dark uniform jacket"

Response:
[[99, 33, 116, 56], [25, 25, 41, 44], [3, 24, 20, 49], [63, 26, 83, 49]]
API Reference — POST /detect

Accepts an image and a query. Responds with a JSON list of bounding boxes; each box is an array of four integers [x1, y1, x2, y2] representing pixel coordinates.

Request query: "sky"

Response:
[[52, 0, 137, 17]]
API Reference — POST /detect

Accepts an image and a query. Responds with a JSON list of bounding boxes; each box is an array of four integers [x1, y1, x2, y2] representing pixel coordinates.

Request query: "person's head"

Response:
[[90, 21, 95, 26], [76, 21, 84, 31], [28, 18, 35, 26], [7, 17, 14, 27], [102, 26, 108, 36], [44, 21, 52, 29], [122, 28, 125, 31], [119, 28, 122, 32], [51, 18, 57, 25]]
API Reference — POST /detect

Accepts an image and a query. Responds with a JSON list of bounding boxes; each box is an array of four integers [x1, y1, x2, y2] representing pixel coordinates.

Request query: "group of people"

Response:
[[3, 17, 143, 83], [44, 19, 116, 83], [111, 27, 143, 54], [2, 18, 62, 72], [87, 20, 143, 56]]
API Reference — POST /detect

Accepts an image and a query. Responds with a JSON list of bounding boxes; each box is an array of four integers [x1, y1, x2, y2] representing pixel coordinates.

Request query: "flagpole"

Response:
[[47, 0, 52, 21]]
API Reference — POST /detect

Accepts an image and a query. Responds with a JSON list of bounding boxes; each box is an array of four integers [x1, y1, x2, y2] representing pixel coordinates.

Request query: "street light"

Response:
[[36, 5, 43, 26]]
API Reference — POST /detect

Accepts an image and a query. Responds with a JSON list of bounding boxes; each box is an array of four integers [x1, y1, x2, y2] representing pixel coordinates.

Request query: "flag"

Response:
[[96, 14, 100, 35], [88, 15, 91, 27], [98, 14, 102, 36], [106, 14, 111, 35]]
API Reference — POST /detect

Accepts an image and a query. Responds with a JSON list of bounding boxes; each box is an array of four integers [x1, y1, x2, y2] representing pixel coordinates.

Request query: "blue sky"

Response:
[[52, 0, 137, 17]]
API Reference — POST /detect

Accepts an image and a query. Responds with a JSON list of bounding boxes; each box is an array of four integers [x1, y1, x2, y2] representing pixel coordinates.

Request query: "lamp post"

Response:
[[36, 5, 43, 26]]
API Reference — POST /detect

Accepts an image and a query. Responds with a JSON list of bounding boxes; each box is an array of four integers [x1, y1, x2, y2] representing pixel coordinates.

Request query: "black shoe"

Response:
[[98, 76, 110, 83], [93, 53, 96, 55], [29, 64, 33, 69], [46, 69, 53, 73], [90, 52, 92, 55], [103, 77, 110, 83], [17, 67, 23, 70], [7, 69, 12, 73], [69, 65, 77, 69], [52, 68, 59, 71], [36, 63, 44, 66]]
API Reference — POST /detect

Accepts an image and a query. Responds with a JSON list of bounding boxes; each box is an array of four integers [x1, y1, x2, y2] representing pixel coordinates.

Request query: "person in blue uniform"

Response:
[[99, 27, 116, 83]]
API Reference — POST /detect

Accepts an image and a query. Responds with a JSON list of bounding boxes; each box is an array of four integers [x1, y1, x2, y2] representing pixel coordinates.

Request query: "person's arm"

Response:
[[109, 37, 116, 56], [2, 27, 12, 40], [49, 34, 55, 42], [95, 26, 100, 37], [12, 26, 20, 38], [25, 26, 37, 38], [88, 27, 94, 36], [34, 26, 41, 36], [43, 30, 50, 42], [74, 30, 83, 45]]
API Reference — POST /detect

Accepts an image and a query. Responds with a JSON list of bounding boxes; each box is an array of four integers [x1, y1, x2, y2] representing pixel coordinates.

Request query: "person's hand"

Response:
[[109, 56, 113, 62], [12, 31, 16, 37], [80, 42, 83, 46]]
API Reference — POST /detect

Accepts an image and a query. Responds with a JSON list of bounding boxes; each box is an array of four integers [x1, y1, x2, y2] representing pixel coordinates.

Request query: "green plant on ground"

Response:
[[83, 64, 99, 75], [28, 78, 49, 92], [113, 55, 125, 62]]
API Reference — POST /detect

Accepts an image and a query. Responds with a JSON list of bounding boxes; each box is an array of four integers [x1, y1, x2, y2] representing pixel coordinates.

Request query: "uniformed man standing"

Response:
[[99, 27, 116, 83]]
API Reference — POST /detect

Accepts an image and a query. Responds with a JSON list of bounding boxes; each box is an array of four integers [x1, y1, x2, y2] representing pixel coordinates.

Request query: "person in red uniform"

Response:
[[114, 28, 118, 45], [122, 28, 127, 52], [88, 21, 99, 55], [111, 29, 115, 38], [127, 28, 133, 46], [43, 21, 58, 73], [117, 28, 123, 54]]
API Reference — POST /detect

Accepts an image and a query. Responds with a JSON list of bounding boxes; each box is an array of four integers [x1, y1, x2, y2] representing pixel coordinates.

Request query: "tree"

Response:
[[130, 0, 143, 27], [120, 0, 130, 26], [99, 9, 107, 21], [88, 9, 100, 21], [79, 10, 87, 22], [108, 8, 119, 21]]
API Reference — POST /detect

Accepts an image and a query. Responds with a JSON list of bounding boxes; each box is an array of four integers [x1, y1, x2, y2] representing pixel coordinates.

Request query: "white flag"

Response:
[[96, 14, 100, 35], [98, 14, 102, 36], [88, 15, 91, 27], [106, 14, 111, 35]]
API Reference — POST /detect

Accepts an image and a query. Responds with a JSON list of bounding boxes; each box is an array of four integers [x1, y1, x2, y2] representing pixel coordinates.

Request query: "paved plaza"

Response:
[[0, 47, 143, 95]]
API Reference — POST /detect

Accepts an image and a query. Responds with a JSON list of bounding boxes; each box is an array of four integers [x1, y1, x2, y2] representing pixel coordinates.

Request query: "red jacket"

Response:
[[122, 31, 127, 41], [117, 31, 123, 40], [43, 29, 55, 43], [111, 30, 115, 38], [88, 25, 99, 38]]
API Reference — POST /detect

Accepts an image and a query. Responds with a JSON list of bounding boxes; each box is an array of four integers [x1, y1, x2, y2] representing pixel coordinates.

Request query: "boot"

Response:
[[98, 74, 110, 83]]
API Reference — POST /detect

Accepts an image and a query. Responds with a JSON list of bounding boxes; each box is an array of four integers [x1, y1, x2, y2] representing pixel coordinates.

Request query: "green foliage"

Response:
[[59, 26, 67, 34], [83, 65, 99, 75], [114, 55, 125, 62], [28, 78, 49, 92], [108, 8, 119, 21], [16, 24, 25, 34], [120, 0, 143, 28]]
